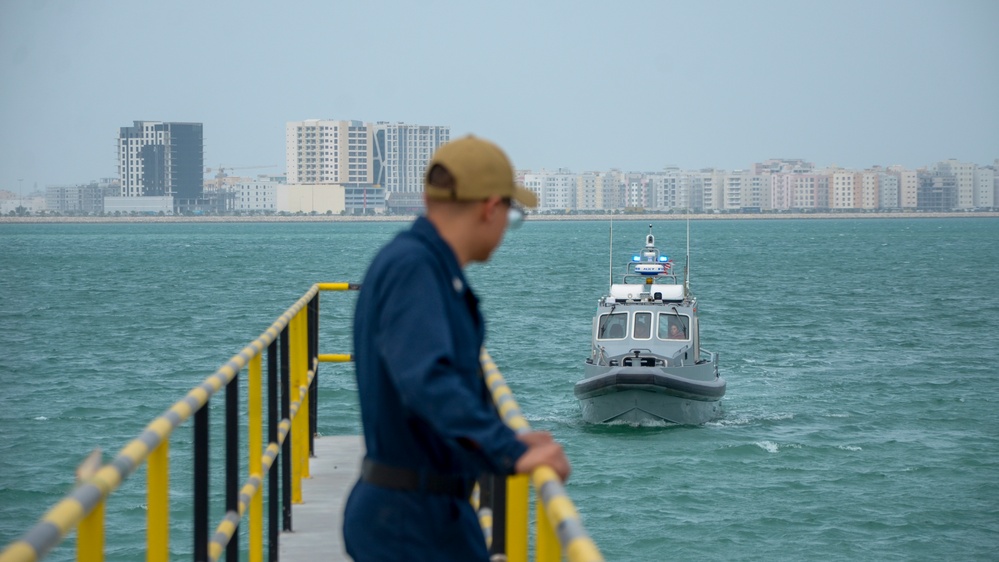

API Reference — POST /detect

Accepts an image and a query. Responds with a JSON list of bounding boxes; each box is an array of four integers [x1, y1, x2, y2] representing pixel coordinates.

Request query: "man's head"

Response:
[[424, 136, 536, 265], [424, 135, 538, 208]]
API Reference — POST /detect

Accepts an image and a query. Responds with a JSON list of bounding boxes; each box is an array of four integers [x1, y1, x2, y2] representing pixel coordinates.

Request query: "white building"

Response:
[[230, 178, 278, 212], [523, 170, 576, 212], [878, 172, 899, 209], [973, 166, 995, 209], [374, 122, 449, 195]]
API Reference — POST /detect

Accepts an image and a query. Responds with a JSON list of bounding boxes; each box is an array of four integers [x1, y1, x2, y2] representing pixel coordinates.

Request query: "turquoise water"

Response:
[[2, 218, 998, 561]]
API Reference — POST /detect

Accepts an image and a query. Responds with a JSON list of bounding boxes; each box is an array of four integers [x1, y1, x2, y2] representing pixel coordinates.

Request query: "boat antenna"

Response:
[[608, 218, 614, 287], [684, 210, 691, 298]]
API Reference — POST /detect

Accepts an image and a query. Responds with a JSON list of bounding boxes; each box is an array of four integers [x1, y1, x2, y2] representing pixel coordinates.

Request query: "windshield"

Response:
[[633, 312, 652, 339], [658, 313, 689, 340], [597, 312, 628, 340]]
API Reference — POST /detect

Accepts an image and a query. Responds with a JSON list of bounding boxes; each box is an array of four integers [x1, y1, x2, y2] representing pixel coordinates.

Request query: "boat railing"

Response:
[[621, 272, 680, 285], [0, 283, 603, 562]]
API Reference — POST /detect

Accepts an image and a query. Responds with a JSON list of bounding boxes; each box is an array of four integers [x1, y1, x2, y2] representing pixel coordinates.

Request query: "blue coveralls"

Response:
[[343, 216, 528, 561]]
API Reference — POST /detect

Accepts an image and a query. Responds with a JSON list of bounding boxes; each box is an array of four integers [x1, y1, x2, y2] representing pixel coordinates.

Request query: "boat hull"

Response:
[[574, 367, 725, 424]]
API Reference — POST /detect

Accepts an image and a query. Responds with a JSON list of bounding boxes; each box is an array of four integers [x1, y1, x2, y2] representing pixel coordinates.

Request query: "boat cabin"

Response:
[[596, 310, 690, 342]]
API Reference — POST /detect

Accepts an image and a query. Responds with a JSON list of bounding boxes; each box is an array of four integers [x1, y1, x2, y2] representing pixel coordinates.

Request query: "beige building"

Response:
[[859, 171, 879, 210], [285, 120, 373, 185], [830, 170, 859, 209], [276, 184, 346, 214]]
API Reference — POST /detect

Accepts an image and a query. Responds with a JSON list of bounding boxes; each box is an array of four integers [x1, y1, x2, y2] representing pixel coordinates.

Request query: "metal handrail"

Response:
[[0, 283, 356, 562], [0, 282, 601, 562], [481, 350, 604, 562]]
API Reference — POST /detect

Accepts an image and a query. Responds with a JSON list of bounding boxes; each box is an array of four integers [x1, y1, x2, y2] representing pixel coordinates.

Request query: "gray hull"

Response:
[[574, 366, 725, 424]]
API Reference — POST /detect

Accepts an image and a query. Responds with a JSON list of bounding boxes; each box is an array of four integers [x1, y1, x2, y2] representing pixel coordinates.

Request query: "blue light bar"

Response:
[[632, 255, 640, 262], [659, 256, 670, 262]]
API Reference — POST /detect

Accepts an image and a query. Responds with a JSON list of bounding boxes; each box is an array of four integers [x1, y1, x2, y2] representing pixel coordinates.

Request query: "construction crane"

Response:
[[204, 164, 279, 179]]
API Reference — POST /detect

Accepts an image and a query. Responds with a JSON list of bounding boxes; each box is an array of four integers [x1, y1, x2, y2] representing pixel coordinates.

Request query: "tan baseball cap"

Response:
[[424, 135, 538, 208]]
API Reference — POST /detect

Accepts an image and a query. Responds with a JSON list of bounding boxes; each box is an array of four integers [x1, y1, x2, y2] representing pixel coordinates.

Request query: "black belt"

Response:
[[360, 458, 472, 498]]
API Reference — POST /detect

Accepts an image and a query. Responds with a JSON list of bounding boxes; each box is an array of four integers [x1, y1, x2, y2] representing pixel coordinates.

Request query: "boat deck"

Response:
[[278, 435, 364, 561]]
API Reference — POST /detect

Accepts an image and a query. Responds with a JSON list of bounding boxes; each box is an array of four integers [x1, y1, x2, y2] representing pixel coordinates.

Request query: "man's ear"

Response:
[[480, 196, 501, 222]]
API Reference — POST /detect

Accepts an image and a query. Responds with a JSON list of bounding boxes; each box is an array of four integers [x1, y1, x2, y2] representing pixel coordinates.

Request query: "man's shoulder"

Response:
[[373, 230, 433, 267]]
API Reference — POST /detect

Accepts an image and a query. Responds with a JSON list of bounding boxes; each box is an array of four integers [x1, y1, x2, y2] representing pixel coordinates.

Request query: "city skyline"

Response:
[[2, 1, 997, 192]]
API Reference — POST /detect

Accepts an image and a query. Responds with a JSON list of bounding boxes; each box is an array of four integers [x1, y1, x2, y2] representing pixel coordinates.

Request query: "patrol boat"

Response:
[[575, 224, 725, 424]]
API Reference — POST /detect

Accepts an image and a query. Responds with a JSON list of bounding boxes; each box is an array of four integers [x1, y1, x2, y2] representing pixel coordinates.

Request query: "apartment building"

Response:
[[878, 172, 899, 209], [830, 170, 860, 209], [934, 159, 976, 209], [524, 169, 577, 212], [374, 122, 449, 195], [45, 181, 116, 214], [918, 171, 958, 211], [698, 170, 726, 212], [118, 121, 204, 201], [576, 172, 601, 211], [859, 170, 880, 210], [886, 166, 919, 209], [286, 119, 448, 213], [973, 166, 995, 209], [285, 120, 374, 185], [230, 178, 277, 212]]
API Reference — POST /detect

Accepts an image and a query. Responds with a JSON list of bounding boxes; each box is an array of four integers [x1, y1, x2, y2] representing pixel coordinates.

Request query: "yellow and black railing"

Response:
[[479, 351, 604, 562], [0, 282, 602, 562]]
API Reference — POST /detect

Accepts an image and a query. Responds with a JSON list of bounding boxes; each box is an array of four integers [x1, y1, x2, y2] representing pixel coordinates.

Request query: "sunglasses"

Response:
[[501, 197, 525, 229]]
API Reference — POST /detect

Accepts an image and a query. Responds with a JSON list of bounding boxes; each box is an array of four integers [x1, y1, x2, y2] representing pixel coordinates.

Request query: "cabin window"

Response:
[[633, 312, 652, 339], [597, 312, 628, 340], [658, 313, 689, 340]]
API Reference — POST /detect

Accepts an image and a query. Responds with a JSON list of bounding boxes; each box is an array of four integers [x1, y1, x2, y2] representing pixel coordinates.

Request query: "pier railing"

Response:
[[0, 283, 602, 562]]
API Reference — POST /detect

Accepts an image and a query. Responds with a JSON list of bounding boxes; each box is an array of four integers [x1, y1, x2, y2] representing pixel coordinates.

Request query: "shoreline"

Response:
[[0, 211, 997, 224]]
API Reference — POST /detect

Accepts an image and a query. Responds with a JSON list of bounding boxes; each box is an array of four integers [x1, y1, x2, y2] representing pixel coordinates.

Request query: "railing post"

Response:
[[249, 353, 263, 562], [280, 327, 292, 532], [267, 340, 279, 562], [308, 294, 318, 457], [194, 403, 210, 562], [77, 499, 105, 562], [488, 474, 507, 559], [147, 441, 169, 562], [225, 372, 239, 562], [293, 311, 308, 488], [506, 475, 530, 562]]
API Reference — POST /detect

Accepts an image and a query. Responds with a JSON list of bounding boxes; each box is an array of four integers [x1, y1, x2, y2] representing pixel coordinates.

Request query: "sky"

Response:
[[1, 0, 997, 193]]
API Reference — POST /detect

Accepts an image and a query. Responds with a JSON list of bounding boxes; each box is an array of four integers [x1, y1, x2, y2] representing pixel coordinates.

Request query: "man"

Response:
[[343, 135, 571, 561]]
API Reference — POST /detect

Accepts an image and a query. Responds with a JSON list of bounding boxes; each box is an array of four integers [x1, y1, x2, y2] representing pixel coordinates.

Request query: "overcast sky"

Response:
[[1, 0, 997, 192]]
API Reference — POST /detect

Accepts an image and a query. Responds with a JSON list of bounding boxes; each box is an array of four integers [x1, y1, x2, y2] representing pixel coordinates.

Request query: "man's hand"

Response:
[[514, 431, 571, 482]]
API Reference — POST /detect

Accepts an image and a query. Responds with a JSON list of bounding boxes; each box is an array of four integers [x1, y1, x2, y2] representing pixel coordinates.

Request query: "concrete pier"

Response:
[[278, 435, 364, 561]]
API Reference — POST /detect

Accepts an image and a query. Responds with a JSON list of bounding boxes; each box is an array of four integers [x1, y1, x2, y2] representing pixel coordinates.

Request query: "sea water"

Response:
[[1, 218, 997, 561]]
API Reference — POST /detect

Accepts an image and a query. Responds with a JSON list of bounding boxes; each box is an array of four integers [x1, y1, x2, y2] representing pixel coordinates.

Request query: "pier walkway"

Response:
[[279, 436, 363, 561]]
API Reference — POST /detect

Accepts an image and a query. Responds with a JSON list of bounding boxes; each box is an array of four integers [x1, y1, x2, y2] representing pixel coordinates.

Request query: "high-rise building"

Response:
[[285, 119, 374, 185], [373, 122, 450, 195], [118, 121, 204, 201], [285, 119, 448, 213]]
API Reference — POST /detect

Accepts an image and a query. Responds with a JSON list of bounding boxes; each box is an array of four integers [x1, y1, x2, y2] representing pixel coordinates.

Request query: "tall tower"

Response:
[[285, 120, 374, 185], [373, 122, 450, 194], [118, 121, 204, 200]]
